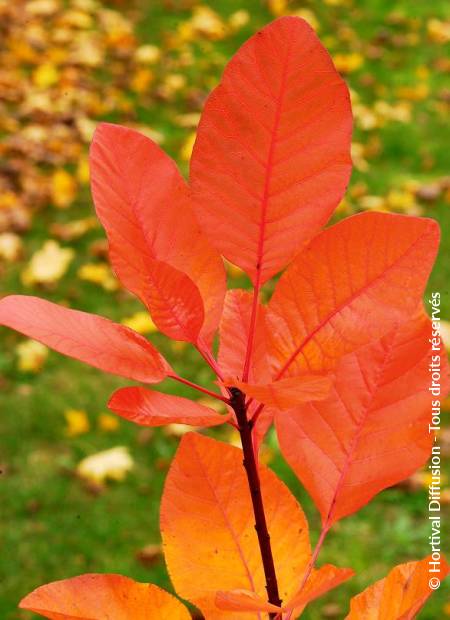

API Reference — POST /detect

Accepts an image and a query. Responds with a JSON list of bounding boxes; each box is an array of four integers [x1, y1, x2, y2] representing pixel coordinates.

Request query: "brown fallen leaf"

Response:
[[136, 544, 163, 568]]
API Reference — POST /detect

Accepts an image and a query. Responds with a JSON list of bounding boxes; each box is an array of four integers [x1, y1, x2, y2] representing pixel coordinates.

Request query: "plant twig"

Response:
[[169, 373, 230, 404], [283, 522, 330, 620], [196, 340, 225, 381], [230, 387, 282, 617]]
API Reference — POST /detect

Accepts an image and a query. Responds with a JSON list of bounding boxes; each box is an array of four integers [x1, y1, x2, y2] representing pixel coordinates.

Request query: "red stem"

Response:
[[196, 340, 225, 381], [230, 388, 282, 617], [284, 522, 330, 620], [169, 374, 229, 404], [251, 401, 264, 424]]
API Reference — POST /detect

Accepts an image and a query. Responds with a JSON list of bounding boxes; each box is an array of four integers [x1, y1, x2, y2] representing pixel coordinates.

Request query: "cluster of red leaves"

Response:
[[1, 16, 448, 619]]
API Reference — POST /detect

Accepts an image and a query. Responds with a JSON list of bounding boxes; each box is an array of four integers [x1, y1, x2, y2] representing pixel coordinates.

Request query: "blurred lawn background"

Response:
[[0, 0, 449, 618]]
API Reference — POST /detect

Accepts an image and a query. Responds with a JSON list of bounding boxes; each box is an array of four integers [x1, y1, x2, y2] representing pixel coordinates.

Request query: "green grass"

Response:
[[1, 0, 450, 618]]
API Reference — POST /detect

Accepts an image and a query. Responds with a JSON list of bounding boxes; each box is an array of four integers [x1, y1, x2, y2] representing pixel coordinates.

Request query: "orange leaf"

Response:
[[109, 386, 230, 427], [267, 212, 439, 378], [191, 16, 352, 284], [276, 312, 449, 524], [0, 296, 169, 383], [286, 564, 354, 610], [232, 374, 332, 410], [216, 565, 353, 614], [161, 433, 310, 618], [19, 573, 191, 619], [216, 589, 281, 613], [90, 123, 225, 344], [161, 432, 350, 618], [346, 555, 450, 619]]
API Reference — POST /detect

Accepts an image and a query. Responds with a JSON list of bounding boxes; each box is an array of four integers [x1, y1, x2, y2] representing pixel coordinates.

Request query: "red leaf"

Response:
[[0, 296, 168, 383], [346, 556, 450, 619], [218, 289, 269, 383], [90, 123, 225, 344], [143, 258, 204, 342], [191, 16, 352, 284], [232, 374, 332, 410], [268, 212, 439, 379], [19, 573, 191, 619], [109, 386, 230, 427], [276, 312, 449, 524]]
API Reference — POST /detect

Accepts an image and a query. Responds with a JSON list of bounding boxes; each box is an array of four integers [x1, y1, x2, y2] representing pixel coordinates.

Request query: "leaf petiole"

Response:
[[168, 373, 230, 404]]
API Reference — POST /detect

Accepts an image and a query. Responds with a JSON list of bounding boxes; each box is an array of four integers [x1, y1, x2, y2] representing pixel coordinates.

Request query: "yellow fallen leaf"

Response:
[[50, 217, 97, 241], [65, 409, 90, 437], [179, 132, 196, 161], [77, 446, 134, 485], [174, 113, 201, 128], [100, 7, 134, 42], [76, 117, 97, 143], [130, 68, 154, 94], [98, 413, 120, 432], [292, 9, 319, 31], [134, 125, 165, 145], [412, 471, 448, 488], [33, 63, 60, 88], [69, 33, 104, 67], [163, 423, 198, 438], [334, 52, 364, 73], [22, 241, 74, 286], [16, 339, 48, 373], [395, 83, 429, 101], [121, 311, 158, 334], [60, 9, 93, 29], [228, 10, 250, 31], [51, 169, 77, 209], [0, 192, 20, 210], [0, 233, 23, 262], [190, 6, 227, 40], [25, 0, 60, 16], [77, 156, 90, 184], [374, 100, 412, 123], [163, 73, 186, 93], [359, 195, 386, 211], [386, 189, 418, 213], [78, 262, 118, 291], [353, 103, 378, 130], [268, 0, 288, 16], [351, 142, 369, 171], [427, 18, 450, 44], [134, 44, 161, 64]]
